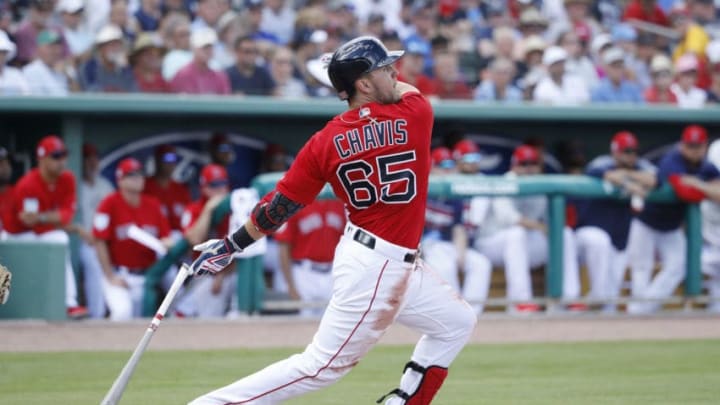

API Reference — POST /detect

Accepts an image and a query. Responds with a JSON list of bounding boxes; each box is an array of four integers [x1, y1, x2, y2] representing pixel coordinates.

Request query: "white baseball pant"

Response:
[[474, 226, 580, 303], [702, 244, 720, 313], [292, 260, 334, 318], [189, 223, 476, 404], [575, 226, 628, 311], [422, 239, 492, 314], [626, 219, 686, 314], [79, 240, 107, 318], [101, 268, 146, 321], [6, 230, 79, 308]]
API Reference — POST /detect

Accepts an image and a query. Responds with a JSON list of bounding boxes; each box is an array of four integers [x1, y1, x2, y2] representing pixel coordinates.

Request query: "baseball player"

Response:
[[188, 36, 476, 405], [2, 135, 87, 318], [93, 158, 172, 321], [627, 125, 720, 314], [143, 144, 192, 236], [422, 145, 492, 314], [471, 145, 581, 313], [274, 198, 346, 317], [697, 139, 720, 312], [177, 164, 235, 318], [575, 131, 657, 312], [0, 146, 13, 233]]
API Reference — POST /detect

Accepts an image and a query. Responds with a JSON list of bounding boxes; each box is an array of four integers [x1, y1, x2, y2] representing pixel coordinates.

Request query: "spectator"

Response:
[[403, 2, 436, 71], [518, 7, 549, 39], [57, 0, 93, 64], [2, 135, 87, 319], [558, 30, 598, 90], [22, 30, 75, 96], [396, 39, 436, 96], [670, 4, 710, 64], [269, 46, 307, 98], [13, 0, 55, 66], [0, 30, 29, 95], [225, 36, 274, 95], [575, 131, 657, 312], [108, 0, 138, 43], [260, 0, 296, 45], [589, 32, 612, 68], [170, 28, 231, 95], [179, 164, 235, 318], [591, 47, 644, 103], [422, 143, 492, 315], [533, 45, 590, 105], [79, 25, 138, 93], [275, 198, 347, 317], [0, 146, 13, 232], [622, 0, 670, 27], [130, 32, 169, 93], [474, 57, 523, 103], [471, 145, 581, 313], [670, 53, 707, 108], [93, 157, 171, 321], [240, 0, 280, 46], [326, 1, 360, 41], [519, 34, 546, 77], [547, 0, 600, 46], [160, 12, 192, 81], [644, 53, 677, 104], [143, 144, 192, 235], [362, 13, 386, 39], [291, 28, 328, 97], [627, 125, 719, 314], [431, 51, 473, 99], [708, 63, 720, 103], [77, 143, 115, 319], [214, 11, 242, 69], [85, 0, 111, 35], [611, 23, 649, 88], [191, 0, 225, 32], [132, 0, 163, 32]]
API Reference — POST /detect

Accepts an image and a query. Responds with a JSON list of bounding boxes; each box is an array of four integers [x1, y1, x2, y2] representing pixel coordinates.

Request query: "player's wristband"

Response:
[[231, 226, 255, 251]]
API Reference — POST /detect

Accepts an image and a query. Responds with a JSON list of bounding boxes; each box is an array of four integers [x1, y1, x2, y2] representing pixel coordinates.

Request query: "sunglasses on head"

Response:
[[50, 151, 68, 159]]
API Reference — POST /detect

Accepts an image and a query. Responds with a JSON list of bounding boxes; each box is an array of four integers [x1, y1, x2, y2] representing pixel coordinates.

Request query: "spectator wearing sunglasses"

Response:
[[1, 135, 88, 319], [575, 131, 657, 313]]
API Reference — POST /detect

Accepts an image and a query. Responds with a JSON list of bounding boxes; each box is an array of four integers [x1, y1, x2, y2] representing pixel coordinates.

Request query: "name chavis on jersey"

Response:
[[333, 119, 408, 159]]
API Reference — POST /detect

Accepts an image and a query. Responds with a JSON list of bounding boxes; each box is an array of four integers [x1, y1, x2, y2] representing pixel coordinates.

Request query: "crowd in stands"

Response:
[[0, 0, 720, 106]]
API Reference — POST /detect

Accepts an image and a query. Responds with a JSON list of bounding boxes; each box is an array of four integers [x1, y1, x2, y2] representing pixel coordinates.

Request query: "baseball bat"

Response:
[[100, 263, 193, 405]]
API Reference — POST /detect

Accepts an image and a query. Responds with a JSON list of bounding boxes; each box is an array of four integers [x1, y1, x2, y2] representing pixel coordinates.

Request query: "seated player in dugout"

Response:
[[143, 144, 191, 239]]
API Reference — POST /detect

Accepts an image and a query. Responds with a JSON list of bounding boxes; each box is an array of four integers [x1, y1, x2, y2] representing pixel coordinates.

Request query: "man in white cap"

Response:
[[57, 0, 93, 62], [670, 53, 707, 108], [533, 45, 589, 105], [0, 30, 29, 95], [169, 28, 230, 94], [22, 29, 76, 95], [590, 46, 644, 103], [79, 24, 138, 92]]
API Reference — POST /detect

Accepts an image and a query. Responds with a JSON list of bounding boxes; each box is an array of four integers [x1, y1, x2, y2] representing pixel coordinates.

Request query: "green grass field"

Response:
[[1, 340, 719, 404]]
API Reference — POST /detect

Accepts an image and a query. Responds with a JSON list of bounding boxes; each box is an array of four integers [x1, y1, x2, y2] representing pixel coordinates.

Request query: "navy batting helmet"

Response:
[[327, 36, 404, 100]]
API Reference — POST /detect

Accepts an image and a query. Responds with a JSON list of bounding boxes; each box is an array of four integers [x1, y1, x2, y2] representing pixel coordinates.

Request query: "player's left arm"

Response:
[[679, 178, 720, 202], [47, 174, 77, 227]]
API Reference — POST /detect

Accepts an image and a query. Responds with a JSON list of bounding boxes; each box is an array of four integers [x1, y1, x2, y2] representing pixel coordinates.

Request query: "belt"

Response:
[[352, 228, 417, 264], [293, 260, 332, 273]]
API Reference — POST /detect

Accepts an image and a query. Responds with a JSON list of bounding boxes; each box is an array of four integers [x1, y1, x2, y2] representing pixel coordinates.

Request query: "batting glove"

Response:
[[190, 238, 240, 276]]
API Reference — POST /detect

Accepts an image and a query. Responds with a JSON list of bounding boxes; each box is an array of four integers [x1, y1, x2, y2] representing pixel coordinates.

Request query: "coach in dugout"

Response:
[[93, 157, 172, 321], [627, 125, 720, 314], [1, 135, 87, 318], [575, 131, 657, 313]]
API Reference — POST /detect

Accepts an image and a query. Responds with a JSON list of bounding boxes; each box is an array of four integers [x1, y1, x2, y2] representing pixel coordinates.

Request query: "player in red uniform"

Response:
[[2, 135, 87, 318], [178, 163, 235, 318], [93, 158, 171, 321], [274, 198, 346, 317], [189, 36, 476, 405], [143, 144, 192, 235]]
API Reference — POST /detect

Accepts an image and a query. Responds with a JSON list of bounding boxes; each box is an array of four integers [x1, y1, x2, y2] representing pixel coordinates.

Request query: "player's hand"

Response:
[[19, 211, 40, 226], [109, 275, 129, 289], [191, 238, 240, 276]]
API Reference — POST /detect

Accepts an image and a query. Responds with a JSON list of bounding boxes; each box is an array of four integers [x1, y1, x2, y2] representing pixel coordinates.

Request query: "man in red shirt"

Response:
[[2, 135, 87, 318], [178, 163, 234, 318], [93, 157, 171, 321], [189, 36, 476, 405], [143, 144, 192, 236], [169, 28, 231, 94], [0, 147, 13, 233], [275, 198, 346, 317]]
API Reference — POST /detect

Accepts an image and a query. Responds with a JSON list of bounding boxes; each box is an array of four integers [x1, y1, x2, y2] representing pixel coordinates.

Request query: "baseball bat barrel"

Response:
[[100, 264, 192, 405]]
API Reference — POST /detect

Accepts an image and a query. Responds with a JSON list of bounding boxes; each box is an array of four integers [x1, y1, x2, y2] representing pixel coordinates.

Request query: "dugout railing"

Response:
[[139, 172, 703, 316]]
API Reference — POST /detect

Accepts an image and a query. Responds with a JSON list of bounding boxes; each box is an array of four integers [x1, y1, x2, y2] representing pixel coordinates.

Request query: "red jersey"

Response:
[[623, 1, 670, 27], [644, 87, 678, 104], [181, 198, 230, 237], [93, 192, 170, 269], [3, 169, 76, 234], [143, 177, 192, 231], [276, 91, 433, 249], [274, 199, 346, 262], [0, 185, 13, 230]]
